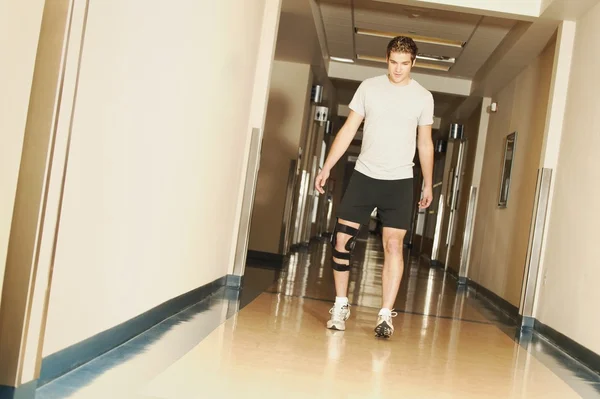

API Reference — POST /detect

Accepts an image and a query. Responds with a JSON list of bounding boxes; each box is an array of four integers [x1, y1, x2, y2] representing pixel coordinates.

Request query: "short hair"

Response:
[[386, 36, 418, 61]]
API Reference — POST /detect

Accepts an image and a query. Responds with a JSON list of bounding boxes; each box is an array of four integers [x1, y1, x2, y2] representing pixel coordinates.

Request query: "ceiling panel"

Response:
[[275, 8, 322, 66], [329, 43, 355, 58], [353, 18, 475, 43], [450, 17, 516, 77], [317, 0, 517, 79], [320, 0, 354, 59], [353, 0, 481, 41], [320, 6, 352, 18], [354, 34, 463, 58]]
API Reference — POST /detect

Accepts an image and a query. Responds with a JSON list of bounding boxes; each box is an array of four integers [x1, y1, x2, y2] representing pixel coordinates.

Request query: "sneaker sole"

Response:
[[374, 321, 393, 338], [327, 322, 346, 331], [327, 310, 350, 331]]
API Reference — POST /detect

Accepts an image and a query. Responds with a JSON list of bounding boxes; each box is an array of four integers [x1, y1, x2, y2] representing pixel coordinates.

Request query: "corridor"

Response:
[[36, 234, 600, 398]]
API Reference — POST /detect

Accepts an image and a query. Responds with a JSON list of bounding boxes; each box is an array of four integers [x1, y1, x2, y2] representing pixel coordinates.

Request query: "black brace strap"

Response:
[[330, 221, 360, 272], [332, 259, 351, 272], [335, 224, 359, 237], [332, 248, 351, 260]]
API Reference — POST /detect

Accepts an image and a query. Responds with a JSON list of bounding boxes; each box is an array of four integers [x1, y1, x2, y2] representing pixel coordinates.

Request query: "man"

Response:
[[314, 36, 434, 338]]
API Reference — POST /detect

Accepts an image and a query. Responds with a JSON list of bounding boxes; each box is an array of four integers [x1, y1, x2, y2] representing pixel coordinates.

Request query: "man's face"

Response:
[[387, 51, 414, 84]]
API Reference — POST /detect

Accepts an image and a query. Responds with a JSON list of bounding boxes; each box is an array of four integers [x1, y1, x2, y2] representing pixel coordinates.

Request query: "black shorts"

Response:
[[336, 170, 414, 230]]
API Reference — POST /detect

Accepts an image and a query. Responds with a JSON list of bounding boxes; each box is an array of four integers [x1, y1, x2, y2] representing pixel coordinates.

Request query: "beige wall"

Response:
[[468, 37, 555, 306], [537, 2, 600, 355], [0, 0, 45, 308], [248, 61, 313, 254], [42, 0, 270, 356]]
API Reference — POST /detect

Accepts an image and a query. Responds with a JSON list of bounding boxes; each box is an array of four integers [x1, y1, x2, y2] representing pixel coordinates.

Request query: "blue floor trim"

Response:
[[35, 266, 281, 399], [534, 318, 600, 377], [38, 275, 227, 387], [0, 381, 37, 399], [462, 280, 600, 397]]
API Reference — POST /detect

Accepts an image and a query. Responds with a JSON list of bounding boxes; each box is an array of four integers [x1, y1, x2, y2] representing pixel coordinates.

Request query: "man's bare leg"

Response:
[[381, 227, 406, 308], [375, 227, 406, 338]]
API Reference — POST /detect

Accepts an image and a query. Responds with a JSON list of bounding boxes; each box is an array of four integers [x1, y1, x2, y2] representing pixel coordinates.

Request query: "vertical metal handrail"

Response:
[[431, 194, 445, 261], [444, 141, 465, 269], [232, 128, 263, 280], [519, 168, 552, 327], [458, 186, 478, 284], [280, 159, 297, 254]]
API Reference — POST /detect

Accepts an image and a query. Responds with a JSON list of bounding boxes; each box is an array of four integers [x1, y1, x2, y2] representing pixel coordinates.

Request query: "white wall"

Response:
[[0, 0, 45, 309], [43, 0, 271, 356], [537, 2, 600, 355]]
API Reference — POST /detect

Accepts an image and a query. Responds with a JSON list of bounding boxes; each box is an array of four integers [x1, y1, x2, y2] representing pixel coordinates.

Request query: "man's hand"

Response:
[[419, 186, 433, 209], [315, 168, 330, 194]]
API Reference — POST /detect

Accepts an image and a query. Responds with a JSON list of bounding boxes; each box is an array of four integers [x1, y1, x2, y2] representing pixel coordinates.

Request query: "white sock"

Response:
[[379, 308, 392, 316], [335, 297, 348, 307]]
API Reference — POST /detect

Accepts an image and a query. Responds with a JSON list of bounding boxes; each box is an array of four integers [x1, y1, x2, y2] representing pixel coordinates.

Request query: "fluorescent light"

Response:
[[413, 62, 451, 72], [356, 28, 464, 48], [417, 54, 455, 63], [330, 56, 354, 63], [356, 54, 451, 72], [356, 54, 386, 63]]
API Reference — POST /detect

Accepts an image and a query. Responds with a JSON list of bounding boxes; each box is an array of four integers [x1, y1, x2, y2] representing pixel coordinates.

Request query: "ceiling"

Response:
[[318, 0, 517, 79], [275, 0, 323, 69], [311, 0, 524, 122], [273, 0, 589, 122]]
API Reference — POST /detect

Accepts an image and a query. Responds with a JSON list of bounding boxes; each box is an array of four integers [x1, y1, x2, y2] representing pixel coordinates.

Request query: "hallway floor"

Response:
[[37, 235, 600, 398]]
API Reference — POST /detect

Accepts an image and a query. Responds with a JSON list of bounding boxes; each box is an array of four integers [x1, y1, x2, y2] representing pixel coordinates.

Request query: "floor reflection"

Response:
[[36, 233, 600, 399], [271, 234, 600, 397], [145, 292, 581, 399], [272, 237, 489, 324]]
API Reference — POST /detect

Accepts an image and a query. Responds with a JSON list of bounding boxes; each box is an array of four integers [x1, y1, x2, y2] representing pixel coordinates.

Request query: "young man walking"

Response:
[[314, 36, 434, 338]]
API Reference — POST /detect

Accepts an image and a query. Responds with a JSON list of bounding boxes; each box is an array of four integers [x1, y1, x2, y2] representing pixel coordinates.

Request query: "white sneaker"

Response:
[[374, 310, 398, 338], [327, 304, 350, 331]]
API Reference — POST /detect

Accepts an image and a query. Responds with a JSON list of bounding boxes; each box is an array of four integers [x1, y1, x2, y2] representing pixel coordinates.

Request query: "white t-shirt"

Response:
[[349, 75, 434, 180]]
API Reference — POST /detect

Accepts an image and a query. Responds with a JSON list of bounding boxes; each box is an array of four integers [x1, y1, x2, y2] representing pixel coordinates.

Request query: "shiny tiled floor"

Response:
[[37, 234, 600, 398]]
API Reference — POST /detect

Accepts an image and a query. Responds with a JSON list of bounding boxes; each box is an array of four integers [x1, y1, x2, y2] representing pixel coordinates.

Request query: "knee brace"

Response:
[[330, 222, 360, 272]]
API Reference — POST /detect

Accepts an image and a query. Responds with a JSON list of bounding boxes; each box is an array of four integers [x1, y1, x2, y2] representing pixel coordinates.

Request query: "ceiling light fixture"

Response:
[[356, 54, 451, 72], [330, 56, 354, 63], [417, 54, 455, 63], [355, 27, 464, 48]]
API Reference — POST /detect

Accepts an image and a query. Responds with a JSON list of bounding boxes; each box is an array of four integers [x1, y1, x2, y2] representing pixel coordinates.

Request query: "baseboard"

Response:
[[226, 274, 243, 288], [466, 278, 520, 322], [445, 268, 467, 285], [247, 250, 284, 267], [0, 380, 37, 399], [38, 275, 227, 387], [521, 315, 535, 329], [445, 266, 458, 277], [458, 276, 600, 379], [534, 319, 600, 376]]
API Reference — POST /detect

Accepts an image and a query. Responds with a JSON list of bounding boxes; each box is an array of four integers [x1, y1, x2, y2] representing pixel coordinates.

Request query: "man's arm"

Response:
[[315, 110, 364, 194], [417, 124, 434, 208]]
